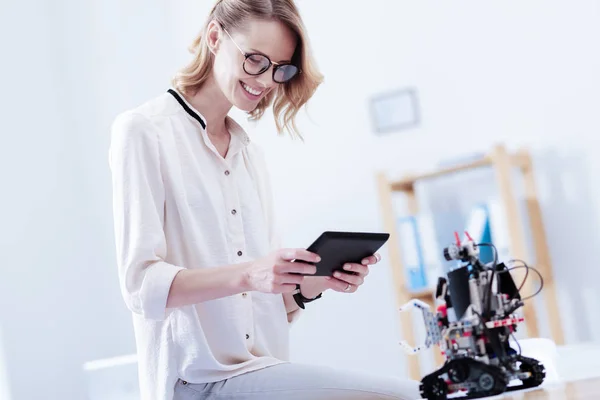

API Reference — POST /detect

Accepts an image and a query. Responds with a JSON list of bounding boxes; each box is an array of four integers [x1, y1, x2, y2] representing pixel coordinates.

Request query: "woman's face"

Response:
[[208, 18, 298, 112]]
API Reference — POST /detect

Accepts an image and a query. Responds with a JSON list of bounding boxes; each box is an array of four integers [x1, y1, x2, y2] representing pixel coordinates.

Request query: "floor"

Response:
[[82, 341, 600, 399], [501, 377, 600, 399], [482, 341, 600, 399]]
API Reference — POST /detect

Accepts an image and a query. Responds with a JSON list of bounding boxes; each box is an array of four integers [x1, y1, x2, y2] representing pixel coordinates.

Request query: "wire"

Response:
[[518, 265, 544, 301], [506, 259, 530, 294], [494, 262, 544, 302], [478, 242, 499, 269], [510, 332, 522, 356]]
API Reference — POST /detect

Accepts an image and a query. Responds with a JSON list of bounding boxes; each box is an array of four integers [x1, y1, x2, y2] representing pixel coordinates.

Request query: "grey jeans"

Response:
[[173, 362, 421, 399]]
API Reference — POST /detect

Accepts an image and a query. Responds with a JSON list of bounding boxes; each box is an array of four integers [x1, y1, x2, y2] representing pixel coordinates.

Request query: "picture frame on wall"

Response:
[[369, 87, 420, 134]]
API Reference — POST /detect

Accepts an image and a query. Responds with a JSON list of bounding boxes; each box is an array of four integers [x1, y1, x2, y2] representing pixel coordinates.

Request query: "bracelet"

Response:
[[292, 284, 322, 309]]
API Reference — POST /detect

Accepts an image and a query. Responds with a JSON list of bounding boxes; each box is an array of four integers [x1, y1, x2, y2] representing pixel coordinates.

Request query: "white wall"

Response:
[[1, 0, 599, 399], [247, 0, 600, 377], [0, 325, 11, 400], [0, 1, 182, 399]]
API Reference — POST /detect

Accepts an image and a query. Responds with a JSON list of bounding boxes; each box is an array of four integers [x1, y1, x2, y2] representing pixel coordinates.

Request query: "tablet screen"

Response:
[[304, 231, 390, 276]]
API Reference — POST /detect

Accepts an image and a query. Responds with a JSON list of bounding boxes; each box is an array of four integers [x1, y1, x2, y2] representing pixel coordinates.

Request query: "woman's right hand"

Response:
[[245, 249, 320, 293]]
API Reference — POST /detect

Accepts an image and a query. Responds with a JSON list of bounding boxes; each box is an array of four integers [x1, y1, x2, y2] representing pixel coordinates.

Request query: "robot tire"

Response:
[[419, 356, 546, 400]]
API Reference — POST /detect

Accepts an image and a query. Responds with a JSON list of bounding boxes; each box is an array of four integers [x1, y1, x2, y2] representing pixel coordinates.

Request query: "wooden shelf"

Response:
[[391, 156, 494, 191], [390, 152, 531, 192], [406, 288, 435, 300], [376, 143, 565, 381]]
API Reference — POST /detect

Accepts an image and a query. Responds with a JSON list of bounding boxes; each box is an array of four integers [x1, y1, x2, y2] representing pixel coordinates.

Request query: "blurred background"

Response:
[[1, 0, 600, 399]]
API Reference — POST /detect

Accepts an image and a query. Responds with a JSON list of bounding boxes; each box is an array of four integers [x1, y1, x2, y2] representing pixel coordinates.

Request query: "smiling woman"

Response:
[[172, 0, 322, 139], [108, 1, 420, 400]]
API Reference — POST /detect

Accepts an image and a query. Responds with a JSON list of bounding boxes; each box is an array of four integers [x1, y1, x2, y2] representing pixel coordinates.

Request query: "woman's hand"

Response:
[[324, 252, 381, 293], [244, 248, 319, 294], [299, 253, 382, 297]]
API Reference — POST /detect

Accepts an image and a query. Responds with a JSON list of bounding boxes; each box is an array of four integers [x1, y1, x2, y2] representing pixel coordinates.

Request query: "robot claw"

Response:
[[398, 299, 443, 354], [398, 232, 546, 400]]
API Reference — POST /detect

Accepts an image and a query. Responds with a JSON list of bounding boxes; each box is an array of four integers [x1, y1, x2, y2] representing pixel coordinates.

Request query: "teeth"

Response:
[[241, 82, 262, 96]]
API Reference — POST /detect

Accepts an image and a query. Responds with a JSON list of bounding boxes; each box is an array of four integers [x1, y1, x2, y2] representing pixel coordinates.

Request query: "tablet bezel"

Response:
[[300, 231, 390, 276]]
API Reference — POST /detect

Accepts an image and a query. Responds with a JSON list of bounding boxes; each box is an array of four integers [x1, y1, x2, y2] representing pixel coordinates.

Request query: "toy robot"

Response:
[[399, 232, 546, 399]]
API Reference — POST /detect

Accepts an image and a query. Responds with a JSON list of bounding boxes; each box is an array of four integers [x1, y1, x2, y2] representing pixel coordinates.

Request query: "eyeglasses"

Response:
[[223, 28, 300, 83]]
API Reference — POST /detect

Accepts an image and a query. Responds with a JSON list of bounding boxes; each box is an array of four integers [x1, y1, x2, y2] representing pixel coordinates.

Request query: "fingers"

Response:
[[273, 283, 299, 293], [324, 276, 358, 293], [342, 262, 369, 277], [273, 270, 305, 285], [277, 261, 317, 276], [361, 253, 381, 265], [331, 270, 364, 286], [280, 248, 321, 264]]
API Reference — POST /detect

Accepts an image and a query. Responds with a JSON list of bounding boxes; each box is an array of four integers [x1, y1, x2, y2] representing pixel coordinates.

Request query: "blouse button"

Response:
[[231, 209, 237, 215], [224, 170, 230, 176], [246, 334, 250, 340], [237, 251, 243, 256]]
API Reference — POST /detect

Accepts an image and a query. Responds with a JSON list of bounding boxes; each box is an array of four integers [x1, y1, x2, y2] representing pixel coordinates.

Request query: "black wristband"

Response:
[[292, 284, 322, 309]]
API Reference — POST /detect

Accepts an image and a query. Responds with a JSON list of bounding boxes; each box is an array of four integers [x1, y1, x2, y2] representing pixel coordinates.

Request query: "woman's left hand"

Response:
[[323, 252, 381, 293]]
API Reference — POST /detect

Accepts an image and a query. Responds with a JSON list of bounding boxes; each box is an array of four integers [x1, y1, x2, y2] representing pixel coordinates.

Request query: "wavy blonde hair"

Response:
[[172, 0, 323, 139]]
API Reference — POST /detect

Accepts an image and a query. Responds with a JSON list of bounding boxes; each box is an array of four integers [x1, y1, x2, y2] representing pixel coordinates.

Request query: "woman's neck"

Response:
[[186, 75, 231, 137]]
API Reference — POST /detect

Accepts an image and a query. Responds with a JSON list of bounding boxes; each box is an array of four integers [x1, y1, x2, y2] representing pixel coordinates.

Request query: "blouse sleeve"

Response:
[[108, 112, 185, 321]]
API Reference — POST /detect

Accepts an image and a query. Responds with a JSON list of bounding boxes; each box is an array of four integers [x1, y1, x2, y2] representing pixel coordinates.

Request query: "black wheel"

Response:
[[478, 373, 495, 392], [467, 366, 508, 398], [419, 377, 448, 400], [447, 361, 470, 383], [520, 358, 546, 388]]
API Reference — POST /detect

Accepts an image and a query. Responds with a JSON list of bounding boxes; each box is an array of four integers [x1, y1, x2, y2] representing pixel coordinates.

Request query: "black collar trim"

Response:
[[167, 89, 206, 129]]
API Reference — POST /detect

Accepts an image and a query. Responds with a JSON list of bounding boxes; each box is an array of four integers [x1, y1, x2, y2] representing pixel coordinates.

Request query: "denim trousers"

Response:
[[173, 362, 420, 400]]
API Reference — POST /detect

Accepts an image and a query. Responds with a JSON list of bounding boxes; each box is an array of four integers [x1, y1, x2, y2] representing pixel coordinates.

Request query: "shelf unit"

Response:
[[376, 144, 565, 380]]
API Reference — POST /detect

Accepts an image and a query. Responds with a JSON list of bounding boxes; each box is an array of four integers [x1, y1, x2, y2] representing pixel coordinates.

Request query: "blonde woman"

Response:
[[109, 1, 419, 399]]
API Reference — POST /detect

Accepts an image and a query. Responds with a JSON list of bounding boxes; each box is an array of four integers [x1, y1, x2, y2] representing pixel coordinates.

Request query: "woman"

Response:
[[109, 0, 420, 399]]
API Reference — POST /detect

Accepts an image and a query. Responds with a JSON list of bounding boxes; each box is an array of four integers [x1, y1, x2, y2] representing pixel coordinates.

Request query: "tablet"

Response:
[[299, 231, 390, 276]]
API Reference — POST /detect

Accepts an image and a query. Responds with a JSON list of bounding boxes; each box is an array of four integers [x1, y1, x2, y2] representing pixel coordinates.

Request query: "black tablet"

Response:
[[299, 231, 390, 276]]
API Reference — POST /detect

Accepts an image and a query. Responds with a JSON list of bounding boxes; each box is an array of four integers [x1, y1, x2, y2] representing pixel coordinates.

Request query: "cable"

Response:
[[478, 242, 499, 269], [518, 265, 544, 301], [506, 259, 530, 295], [494, 262, 544, 302], [510, 332, 522, 356]]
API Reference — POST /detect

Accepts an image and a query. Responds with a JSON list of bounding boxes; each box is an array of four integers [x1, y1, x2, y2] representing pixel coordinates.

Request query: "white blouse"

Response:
[[109, 89, 296, 400]]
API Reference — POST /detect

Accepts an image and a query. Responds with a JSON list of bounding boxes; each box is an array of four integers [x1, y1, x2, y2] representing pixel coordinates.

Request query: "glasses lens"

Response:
[[244, 54, 270, 75], [273, 64, 299, 83]]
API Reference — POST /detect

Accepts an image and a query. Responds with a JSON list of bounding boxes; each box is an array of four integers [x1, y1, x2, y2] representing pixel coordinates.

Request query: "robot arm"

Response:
[[398, 299, 443, 354]]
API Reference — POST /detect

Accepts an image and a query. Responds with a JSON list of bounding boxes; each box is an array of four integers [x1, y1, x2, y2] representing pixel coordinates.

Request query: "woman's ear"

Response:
[[206, 20, 222, 55]]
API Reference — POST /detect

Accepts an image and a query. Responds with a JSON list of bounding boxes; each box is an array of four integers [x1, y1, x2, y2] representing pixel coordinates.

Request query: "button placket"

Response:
[[226, 169, 246, 259], [222, 163, 245, 261], [243, 292, 254, 347]]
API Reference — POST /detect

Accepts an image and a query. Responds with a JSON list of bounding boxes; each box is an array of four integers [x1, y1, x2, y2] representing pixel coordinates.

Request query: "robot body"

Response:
[[399, 233, 546, 399]]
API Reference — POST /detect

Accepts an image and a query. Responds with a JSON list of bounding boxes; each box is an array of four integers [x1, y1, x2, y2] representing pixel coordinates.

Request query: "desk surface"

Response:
[[501, 378, 600, 399]]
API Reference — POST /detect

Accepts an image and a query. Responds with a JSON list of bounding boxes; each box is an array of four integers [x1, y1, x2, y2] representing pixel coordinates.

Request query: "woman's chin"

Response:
[[232, 96, 260, 112]]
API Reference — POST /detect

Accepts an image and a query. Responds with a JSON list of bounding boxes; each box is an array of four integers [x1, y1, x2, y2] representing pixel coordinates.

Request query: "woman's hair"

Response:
[[172, 0, 324, 139]]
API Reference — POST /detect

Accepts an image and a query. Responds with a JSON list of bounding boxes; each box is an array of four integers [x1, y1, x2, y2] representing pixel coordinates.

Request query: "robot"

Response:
[[399, 232, 546, 400]]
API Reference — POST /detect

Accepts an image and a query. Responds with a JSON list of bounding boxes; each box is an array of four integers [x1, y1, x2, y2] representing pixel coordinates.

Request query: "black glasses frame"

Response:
[[223, 28, 300, 83]]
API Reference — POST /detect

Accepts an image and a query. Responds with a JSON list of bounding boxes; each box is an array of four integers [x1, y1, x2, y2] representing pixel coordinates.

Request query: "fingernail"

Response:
[[343, 264, 351, 270], [362, 260, 368, 265], [325, 276, 331, 280], [334, 272, 341, 278], [316, 256, 321, 262]]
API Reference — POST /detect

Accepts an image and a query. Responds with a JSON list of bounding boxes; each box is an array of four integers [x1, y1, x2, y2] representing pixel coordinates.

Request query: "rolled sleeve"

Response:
[[109, 111, 184, 321], [140, 261, 184, 320]]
